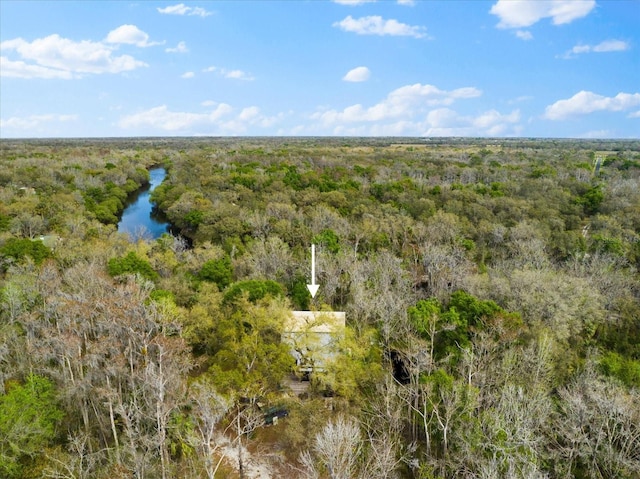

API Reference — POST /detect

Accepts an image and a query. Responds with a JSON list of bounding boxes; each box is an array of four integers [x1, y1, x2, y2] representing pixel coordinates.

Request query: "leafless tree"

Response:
[[189, 381, 231, 479], [226, 399, 265, 479], [301, 416, 362, 479], [555, 365, 640, 478]]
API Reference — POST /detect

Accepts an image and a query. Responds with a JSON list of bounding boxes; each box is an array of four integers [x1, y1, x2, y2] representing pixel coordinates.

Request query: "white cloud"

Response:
[[118, 103, 282, 134], [343, 66, 370, 82], [333, 15, 427, 38], [304, 82, 523, 136], [239, 106, 260, 121], [490, 0, 595, 29], [0, 113, 78, 130], [105, 25, 161, 47], [203, 66, 254, 81], [564, 39, 630, 57], [425, 108, 521, 136], [397, 0, 416, 5], [571, 45, 592, 55], [593, 39, 630, 52], [544, 91, 640, 120], [0, 34, 147, 78], [181, 71, 195, 79], [157, 3, 213, 17], [312, 83, 481, 125], [166, 41, 188, 53], [119, 104, 232, 131], [629, 110, 640, 119], [225, 70, 253, 80], [509, 95, 534, 105], [0, 56, 74, 79], [515, 30, 533, 41]]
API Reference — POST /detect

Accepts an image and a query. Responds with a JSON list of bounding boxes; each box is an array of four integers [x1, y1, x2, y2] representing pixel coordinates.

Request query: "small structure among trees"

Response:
[[283, 311, 346, 375]]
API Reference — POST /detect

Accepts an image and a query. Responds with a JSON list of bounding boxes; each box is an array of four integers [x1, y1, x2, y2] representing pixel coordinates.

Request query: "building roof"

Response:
[[285, 311, 346, 334]]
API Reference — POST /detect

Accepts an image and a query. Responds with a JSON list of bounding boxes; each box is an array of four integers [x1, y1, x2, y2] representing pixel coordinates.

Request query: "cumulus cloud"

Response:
[[490, 0, 595, 29], [118, 104, 232, 131], [181, 71, 195, 79], [312, 83, 481, 126], [0, 56, 74, 79], [238, 106, 260, 121], [105, 25, 161, 47], [425, 108, 521, 136], [0, 33, 148, 78], [544, 91, 640, 120], [166, 41, 188, 53], [203, 66, 254, 81], [343, 66, 370, 82], [333, 15, 427, 38], [225, 70, 253, 80], [157, 3, 213, 17], [305, 82, 522, 136], [562, 39, 630, 58], [515, 30, 533, 41], [592, 39, 630, 52], [118, 104, 282, 134], [0, 113, 78, 131]]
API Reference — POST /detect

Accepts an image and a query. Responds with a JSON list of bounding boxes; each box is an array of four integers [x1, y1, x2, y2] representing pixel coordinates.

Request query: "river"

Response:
[[117, 167, 170, 240]]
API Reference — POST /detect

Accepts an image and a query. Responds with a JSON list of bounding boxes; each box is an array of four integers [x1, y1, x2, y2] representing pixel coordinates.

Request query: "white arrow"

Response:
[[306, 244, 319, 298]]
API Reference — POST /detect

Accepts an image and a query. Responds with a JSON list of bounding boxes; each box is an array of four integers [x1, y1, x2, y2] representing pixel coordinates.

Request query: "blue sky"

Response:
[[1, 0, 638, 138]]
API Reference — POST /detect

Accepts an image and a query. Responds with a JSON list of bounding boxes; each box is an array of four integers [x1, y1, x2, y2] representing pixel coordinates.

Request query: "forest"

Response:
[[1, 136, 639, 478]]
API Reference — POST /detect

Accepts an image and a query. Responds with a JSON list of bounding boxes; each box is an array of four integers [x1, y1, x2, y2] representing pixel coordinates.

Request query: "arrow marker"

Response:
[[307, 244, 319, 298]]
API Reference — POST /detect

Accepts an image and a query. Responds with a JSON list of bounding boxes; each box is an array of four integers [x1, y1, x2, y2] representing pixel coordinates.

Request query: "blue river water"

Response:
[[117, 168, 170, 240]]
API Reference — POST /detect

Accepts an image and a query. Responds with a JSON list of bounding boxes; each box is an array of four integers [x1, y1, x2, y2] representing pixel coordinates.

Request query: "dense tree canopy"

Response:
[[1, 137, 639, 478]]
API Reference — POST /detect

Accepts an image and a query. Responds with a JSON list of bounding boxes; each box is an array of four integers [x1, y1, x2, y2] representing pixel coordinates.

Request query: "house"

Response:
[[283, 311, 345, 374]]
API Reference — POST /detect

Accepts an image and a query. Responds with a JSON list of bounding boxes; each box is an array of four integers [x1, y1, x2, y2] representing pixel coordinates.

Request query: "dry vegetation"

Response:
[[1, 137, 639, 478]]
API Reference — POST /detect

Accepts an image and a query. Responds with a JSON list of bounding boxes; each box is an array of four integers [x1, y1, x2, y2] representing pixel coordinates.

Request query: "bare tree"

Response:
[[189, 381, 231, 479], [142, 335, 192, 479], [555, 365, 640, 478], [360, 376, 408, 479], [348, 250, 414, 346], [227, 399, 265, 479], [301, 416, 362, 479]]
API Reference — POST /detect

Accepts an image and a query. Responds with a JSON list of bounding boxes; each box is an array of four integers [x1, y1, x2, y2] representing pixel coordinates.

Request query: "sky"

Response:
[[0, 0, 638, 138]]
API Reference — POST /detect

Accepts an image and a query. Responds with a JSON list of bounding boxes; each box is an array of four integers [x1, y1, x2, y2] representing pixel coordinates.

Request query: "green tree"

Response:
[[576, 184, 604, 215], [222, 279, 284, 305], [198, 256, 234, 289], [107, 251, 159, 281], [0, 238, 52, 267], [313, 229, 340, 254], [448, 290, 509, 328], [0, 375, 63, 479], [208, 296, 294, 397], [599, 351, 640, 389]]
